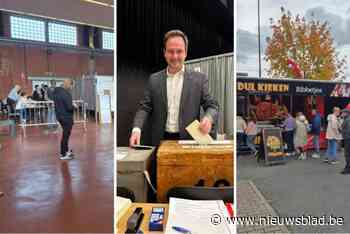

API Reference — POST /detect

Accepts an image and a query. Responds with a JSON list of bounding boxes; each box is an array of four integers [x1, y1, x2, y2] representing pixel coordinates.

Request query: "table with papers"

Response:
[[165, 198, 235, 234], [115, 198, 235, 234]]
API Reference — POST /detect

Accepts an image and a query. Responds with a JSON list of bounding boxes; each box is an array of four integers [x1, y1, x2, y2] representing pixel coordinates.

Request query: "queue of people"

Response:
[[3, 84, 57, 124]]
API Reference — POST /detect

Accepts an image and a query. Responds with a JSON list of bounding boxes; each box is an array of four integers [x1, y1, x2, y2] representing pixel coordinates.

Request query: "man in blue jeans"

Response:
[[311, 109, 322, 158], [282, 113, 296, 156], [325, 107, 341, 164]]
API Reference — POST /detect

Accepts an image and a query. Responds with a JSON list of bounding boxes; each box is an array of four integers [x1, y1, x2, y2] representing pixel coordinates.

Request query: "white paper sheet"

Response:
[[185, 120, 214, 145], [165, 198, 235, 234]]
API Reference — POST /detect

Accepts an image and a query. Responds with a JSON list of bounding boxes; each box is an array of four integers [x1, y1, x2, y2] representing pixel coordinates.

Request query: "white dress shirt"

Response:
[[165, 66, 184, 133], [132, 65, 185, 135]]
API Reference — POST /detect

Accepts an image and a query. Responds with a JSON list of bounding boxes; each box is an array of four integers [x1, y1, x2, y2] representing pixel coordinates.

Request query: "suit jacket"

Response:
[[133, 68, 219, 146]]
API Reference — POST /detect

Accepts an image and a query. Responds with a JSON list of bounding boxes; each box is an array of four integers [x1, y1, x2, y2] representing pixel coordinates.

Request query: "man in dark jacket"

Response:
[[311, 109, 322, 158], [129, 30, 219, 147], [53, 79, 75, 160], [341, 108, 350, 174], [32, 85, 44, 101]]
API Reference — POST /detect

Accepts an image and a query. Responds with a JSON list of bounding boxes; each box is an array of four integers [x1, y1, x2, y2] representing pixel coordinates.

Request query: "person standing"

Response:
[[245, 115, 258, 156], [129, 30, 219, 197], [236, 114, 247, 147], [129, 30, 219, 147], [325, 107, 342, 164], [7, 85, 21, 114], [15, 92, 28, 123], [53, 79, 75, 160], [294, 113, 309, 160], [32, 85, 44, 101], [310, 109, 322, 158], [340, 107, 350, 174], [282, 112, 296, 156]]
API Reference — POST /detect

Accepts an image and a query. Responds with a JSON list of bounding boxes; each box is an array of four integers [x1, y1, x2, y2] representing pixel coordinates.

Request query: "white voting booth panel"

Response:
[[96, 76, 114, 124]]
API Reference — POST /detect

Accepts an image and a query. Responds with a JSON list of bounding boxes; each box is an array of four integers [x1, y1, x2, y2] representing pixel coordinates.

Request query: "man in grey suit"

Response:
[[130, 30, 219, 146]]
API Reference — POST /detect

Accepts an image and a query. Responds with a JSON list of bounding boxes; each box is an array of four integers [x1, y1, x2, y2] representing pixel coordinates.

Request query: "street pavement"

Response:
[[238, 151, 350, 233]]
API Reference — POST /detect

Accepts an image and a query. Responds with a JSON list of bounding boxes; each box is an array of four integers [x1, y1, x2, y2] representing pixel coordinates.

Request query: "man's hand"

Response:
[[129, 131, 141, 147], [199, 116, 212, 134]]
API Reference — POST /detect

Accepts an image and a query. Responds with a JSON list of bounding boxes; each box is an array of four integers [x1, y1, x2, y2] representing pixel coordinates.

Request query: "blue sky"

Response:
[[237, 0, 350, 80]]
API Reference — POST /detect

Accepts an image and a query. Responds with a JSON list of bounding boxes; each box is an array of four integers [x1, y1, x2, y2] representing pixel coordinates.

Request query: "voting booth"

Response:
[[157, 140, 234, 202], [95, 75, 114, 124]]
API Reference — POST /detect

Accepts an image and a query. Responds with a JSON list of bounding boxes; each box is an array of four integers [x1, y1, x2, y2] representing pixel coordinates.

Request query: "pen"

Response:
[[172, 226, 191, 234]]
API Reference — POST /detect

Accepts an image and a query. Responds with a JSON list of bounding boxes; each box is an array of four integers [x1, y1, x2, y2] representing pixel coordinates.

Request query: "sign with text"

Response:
[[238, 81, 289, 94], [237, 77, 350, 97]]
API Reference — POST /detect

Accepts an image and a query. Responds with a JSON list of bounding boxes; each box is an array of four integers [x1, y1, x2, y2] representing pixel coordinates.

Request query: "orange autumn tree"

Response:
[[265, 7, 347, 80]]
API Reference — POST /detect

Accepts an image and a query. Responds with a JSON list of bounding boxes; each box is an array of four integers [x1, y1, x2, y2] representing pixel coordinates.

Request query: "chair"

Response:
[[0, 119, 16, 138], [166, 186, 234, 203]]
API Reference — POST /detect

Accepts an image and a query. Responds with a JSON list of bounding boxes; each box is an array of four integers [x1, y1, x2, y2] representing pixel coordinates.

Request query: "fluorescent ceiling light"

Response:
[[81, 0, 114, 8]]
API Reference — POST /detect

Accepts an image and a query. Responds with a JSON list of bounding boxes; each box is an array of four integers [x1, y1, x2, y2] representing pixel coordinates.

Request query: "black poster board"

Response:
[[262, 128, 285, 165]]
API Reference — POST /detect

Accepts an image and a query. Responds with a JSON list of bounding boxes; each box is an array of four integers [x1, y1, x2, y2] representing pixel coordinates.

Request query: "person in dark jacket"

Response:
[[53, 79, 75, 160], [310, 109, 322, 158], [341, 108, 350, 174], [32, 85, 44, 101]]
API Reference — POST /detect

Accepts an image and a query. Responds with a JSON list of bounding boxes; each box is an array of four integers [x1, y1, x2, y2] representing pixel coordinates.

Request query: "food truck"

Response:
[[237, 76, 350, 153]]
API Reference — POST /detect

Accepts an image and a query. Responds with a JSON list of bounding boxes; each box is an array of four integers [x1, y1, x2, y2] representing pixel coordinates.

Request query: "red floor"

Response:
[[0, 121, 114, 233]]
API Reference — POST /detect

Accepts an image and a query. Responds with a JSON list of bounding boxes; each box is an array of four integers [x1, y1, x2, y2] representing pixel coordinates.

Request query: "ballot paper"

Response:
[[165, 198, 235, 234], [116, 196, 132, 223], [185, 120, 214, 145]]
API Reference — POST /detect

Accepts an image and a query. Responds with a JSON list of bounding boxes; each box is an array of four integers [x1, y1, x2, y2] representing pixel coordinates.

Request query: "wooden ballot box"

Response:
[[157, 141, 234, 202]]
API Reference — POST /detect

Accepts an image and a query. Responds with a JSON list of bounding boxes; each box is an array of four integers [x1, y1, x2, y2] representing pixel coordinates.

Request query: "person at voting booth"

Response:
[[129, 30, 219, 147], [53, 79, 75, 160]]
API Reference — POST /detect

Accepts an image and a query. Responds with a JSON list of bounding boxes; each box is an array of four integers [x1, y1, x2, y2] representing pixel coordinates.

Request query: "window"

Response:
[[48, 22, 77, 46], [10, 16, 45, 42], [102, 31, 114, 50]]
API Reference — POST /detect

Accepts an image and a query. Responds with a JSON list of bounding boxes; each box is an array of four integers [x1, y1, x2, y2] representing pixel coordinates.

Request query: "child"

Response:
[[294, 113, 309, 160]]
